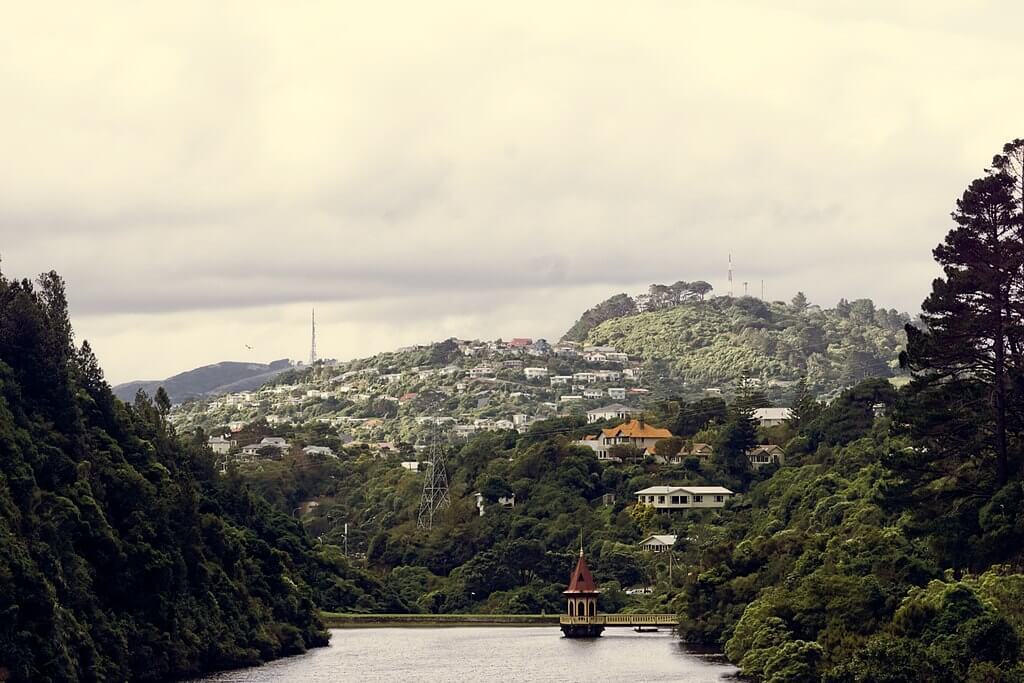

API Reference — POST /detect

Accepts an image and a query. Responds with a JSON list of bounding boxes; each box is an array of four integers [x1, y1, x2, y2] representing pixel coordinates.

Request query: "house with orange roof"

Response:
[[574, 418, 674, 461]]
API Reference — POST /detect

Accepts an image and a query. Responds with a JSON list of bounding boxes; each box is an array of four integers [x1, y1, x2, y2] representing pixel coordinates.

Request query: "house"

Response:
[[473, 492, 515, 516], [753, 407, 792, 427], [469, 365, 494, 378], [573, 435, 612, 460], [598, 419, 672, 453], [228, 421, 246, 433], [560, 395, 584, 403], [509, 338, 533, 348], [639, 534, 678, 552], [524, 367, 549, 380], [634, 485, 734, 510], [595, 369, 622, 382], [241, 436, 290, 457], [586, 403, 640, 424], [583, 388, 605, 399], [583, 351, 608, 363], [550, 375, 572, 386], [607, 387, 627, 400], [573, 372, 597, 384], [207, 435, 232, 454], [606, 352, 629, 363], [382, 373, 403, 383], [747, 444, 785, 469], [623, 368, 642, 381], [302, 445, 336, 458], [502, 359, 524, 369], [685, 443, 715, 458], [400, 461, 422, 471]]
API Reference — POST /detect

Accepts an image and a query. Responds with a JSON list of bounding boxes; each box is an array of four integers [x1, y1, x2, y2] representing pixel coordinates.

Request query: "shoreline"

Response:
[[321, 613, 560, 628]]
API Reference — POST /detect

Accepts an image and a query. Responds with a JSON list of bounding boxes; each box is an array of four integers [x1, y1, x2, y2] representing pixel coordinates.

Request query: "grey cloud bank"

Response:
[[3, 1, 1023, 383]]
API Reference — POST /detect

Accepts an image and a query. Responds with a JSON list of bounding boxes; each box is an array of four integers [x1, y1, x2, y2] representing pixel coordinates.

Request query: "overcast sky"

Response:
[[4, 1, 1024, 384]]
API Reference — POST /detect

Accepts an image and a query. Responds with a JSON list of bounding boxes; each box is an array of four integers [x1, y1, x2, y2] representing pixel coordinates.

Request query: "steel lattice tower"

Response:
[[417, 434, 450, 529]]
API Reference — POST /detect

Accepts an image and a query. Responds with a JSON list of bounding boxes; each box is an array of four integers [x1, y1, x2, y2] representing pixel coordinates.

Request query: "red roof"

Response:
[[564, 552, 600, 594], [510, 338, 533, 347]]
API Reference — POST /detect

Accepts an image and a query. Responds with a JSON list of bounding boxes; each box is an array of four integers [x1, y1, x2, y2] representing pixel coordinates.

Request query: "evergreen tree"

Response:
[[901, 142, 1024, 486]]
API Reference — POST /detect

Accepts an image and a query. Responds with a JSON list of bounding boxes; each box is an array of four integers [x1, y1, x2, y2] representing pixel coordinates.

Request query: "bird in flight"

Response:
[[245, 344, 253, 350]]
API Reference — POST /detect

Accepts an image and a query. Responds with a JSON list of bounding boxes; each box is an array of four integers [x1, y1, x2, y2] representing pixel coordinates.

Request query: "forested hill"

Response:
[[569, 291, 908, 394], [113, 359, 294, 404], [0, 272, 339, 681]]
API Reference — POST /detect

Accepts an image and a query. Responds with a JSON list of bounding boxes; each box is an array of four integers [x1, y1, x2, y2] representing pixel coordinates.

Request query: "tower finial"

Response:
[[579, 530, 584, 557]]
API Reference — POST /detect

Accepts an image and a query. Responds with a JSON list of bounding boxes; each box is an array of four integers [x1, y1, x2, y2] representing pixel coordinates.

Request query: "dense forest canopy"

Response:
[[0, 270, 401, 681]]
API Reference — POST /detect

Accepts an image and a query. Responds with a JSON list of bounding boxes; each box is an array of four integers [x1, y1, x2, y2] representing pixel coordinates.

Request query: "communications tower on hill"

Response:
[[309, 308, 317, 365]]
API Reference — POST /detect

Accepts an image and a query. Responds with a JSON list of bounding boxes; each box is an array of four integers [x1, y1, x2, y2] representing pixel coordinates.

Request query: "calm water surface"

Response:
[[195, 627, 738, 682]]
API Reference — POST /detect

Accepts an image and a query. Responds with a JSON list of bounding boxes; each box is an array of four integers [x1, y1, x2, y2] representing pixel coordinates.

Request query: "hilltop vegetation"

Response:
[[584, 294, 907, 395]]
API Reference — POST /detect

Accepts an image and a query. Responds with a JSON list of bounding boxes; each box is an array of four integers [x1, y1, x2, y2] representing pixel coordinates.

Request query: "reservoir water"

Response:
[[194, 627, 738, 682]]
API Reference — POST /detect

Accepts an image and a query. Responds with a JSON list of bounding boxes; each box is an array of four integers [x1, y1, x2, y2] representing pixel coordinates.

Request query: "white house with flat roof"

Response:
[[634, 485, 734, 510], [523, 367, 549, 380]]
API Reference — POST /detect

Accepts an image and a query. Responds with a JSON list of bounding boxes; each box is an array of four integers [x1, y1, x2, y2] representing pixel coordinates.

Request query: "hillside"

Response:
[[114, 359, 294, 403], [580, 294, 908, 395], [0, 272, 399, 680]]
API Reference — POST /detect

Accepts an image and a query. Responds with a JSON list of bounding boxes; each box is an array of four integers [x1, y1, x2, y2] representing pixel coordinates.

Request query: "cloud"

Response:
[[3, 0, 1023, 382]]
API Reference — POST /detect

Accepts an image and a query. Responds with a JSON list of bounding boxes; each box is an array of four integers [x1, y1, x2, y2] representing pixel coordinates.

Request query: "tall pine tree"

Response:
[[901, 141, 1024, 486]]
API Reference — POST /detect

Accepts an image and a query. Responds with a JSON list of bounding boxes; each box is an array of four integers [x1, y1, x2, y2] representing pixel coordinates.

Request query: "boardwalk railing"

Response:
[[559, 614, 678, 626]]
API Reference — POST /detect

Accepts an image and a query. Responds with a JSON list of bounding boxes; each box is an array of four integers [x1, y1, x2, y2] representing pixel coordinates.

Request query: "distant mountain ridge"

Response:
[[114, 359, 293, 403]]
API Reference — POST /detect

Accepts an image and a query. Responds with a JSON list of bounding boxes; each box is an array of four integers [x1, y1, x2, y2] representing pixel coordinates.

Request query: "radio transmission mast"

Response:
[[417, 432, 451, 529], [309, 308, 318, 365], [728, 254, 734, 296]]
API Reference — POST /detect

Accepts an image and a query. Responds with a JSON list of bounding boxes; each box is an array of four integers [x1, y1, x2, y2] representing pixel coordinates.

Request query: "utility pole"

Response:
[[743, 281, 749, 296]]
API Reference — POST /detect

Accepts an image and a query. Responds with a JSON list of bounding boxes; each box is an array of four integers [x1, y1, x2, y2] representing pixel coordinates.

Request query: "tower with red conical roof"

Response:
[[561, 546, 604, 638]]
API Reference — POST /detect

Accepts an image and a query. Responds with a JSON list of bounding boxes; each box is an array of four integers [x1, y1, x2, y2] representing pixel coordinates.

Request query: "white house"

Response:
[[550, 375, 572, 386], [241, 436, 290, 457], [524, 367, 549, 380], [639, 534, 678, 552], [586, 403, 639, 424], [560, 394, 584, 403], [753, 407, 792, 427], [595, 369, 622, 382], [207, 436, 232, 454], [623, 368, 642, 381], [302, 445, 336, 458], [583, 388, 605, 399], [606, 352, 629, 363], [469, 365, 495, 378], [573, 372, 597, 384], [608, 387, 627, 400], [473, 492, 515, 516], [634, 485, 734, 510], [747, 444, 785, 469]]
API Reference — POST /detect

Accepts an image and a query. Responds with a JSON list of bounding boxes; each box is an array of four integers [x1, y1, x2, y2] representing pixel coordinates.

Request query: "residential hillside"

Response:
[[168, 291, 908, 450], [113, 358, 295, 403]]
